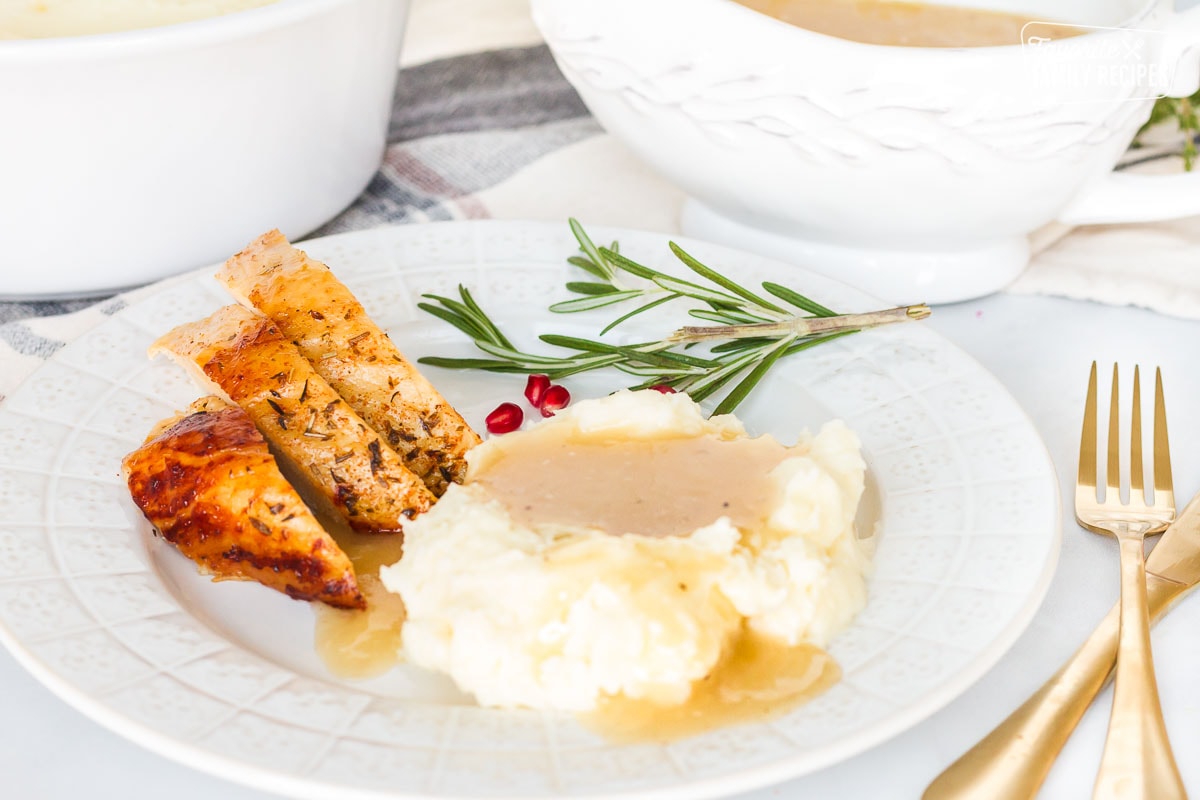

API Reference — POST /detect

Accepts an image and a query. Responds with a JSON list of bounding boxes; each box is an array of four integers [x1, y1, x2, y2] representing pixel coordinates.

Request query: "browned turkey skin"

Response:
[[123, 397, 365, 610]]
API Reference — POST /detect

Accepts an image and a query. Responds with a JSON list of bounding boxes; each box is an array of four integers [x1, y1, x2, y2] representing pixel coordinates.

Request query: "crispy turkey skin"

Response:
[[123, 397, 365, 610]]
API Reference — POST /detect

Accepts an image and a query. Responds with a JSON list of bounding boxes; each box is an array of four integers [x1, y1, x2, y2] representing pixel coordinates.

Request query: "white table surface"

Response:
[[5, 290, 1200, 799]]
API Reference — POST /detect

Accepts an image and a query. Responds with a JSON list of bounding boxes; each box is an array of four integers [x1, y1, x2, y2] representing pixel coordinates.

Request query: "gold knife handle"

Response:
[[922, 575, 1184, 800]]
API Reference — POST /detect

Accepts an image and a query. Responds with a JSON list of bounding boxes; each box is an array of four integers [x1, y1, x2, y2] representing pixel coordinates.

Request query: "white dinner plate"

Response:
[[0, 220, 1059, 799]]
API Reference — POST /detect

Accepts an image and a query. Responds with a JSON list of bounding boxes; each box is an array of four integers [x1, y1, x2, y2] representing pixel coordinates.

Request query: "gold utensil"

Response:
[[924, 363, 1193, 800], [1078, 364, 1183, 799]]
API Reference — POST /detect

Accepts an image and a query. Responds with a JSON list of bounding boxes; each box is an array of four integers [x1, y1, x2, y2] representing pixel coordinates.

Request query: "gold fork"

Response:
[[1076, 362, 1184, 799]]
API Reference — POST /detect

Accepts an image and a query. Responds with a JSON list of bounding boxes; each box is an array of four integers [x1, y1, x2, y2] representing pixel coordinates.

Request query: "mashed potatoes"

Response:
[[1, 0, 277, 39], [381, 390, 870, 712]]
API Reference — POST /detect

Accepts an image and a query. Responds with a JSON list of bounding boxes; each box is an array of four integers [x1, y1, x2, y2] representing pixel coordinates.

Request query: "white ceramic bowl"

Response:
[[532, 0, 1200, 304], [0, 0, 409, 298]]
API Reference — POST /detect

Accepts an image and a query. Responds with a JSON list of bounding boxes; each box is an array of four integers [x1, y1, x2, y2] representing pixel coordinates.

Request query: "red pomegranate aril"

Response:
[[485, 402, 524, 434], [524, 374, 551, 408], [648, 384, 677, 394], [539, 384, 571, 417]]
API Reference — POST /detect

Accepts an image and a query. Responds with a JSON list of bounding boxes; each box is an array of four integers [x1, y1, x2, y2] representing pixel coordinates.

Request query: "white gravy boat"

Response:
[[533, 0, 1200, 303]]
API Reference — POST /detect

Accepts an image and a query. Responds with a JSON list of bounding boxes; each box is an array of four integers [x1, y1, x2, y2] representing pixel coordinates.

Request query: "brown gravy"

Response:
[[313, 428, 842, 739], [731, 0, 1085, 47], [585, 627, 840, 741], [313, 531, 406, 678], [472, 431, 790, 538]]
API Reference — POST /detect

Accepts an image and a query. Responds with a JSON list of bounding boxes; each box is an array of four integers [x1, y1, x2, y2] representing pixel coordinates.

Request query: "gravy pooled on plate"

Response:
[[313, 531, 407, 678], [586, 627, 842, 741], [732, 0, 1085, 47]]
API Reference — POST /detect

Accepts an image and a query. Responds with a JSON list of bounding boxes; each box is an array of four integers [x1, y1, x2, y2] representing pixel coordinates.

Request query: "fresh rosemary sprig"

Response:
[[1137, 91, 1200, 170], [417, 220, 929, 416]]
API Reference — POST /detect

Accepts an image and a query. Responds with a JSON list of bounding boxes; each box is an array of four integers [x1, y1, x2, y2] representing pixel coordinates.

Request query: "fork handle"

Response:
[[922, 573, 1188, 800], [1093, 534, 1186, 800]]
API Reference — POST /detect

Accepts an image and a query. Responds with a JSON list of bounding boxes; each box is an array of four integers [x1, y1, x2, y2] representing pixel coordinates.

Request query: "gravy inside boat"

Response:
[[731, 0, 1085, 47]]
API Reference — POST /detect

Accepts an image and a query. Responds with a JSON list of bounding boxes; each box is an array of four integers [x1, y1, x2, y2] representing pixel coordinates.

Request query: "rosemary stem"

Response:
[[668, 304, 931, 344]]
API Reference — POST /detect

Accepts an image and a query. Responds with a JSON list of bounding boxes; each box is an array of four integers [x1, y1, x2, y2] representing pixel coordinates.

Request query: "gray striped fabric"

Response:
[[0, 298, 97, 325], [0, 44, 599, 391]]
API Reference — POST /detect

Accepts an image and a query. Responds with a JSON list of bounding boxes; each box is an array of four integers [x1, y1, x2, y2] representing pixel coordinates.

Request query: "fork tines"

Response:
[[1078, 362, 1172, 509]]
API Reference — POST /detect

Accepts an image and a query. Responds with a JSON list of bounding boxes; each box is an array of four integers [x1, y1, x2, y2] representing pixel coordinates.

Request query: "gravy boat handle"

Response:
[[1058, 4, 1200, 226]]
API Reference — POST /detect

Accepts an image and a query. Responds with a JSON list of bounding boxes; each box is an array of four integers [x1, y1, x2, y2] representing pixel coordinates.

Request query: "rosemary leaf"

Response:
[[650, 275, 738, 306], [781, 330, 857, 356], [711, 337, 796, 416], [627, 375, 671, 391], [687, 308, 773, 326], [536, 333, 624, 354], [684, 349, 763, 402], [470, 341, 568, 366], [761, 282, 837, 317], [421, 292, 479, 323], [567, 255, 609, 279], [595, 247, 661, 281], [614, 348, 715, 370], [416, 302, 489, 341], [417, 357, 538, 373], [549, 289, 645, 313], [565, 281, 622, 296], [698, 330, 858, 360], [612, 363, 697, 378], [543, 355, 625, 379], [459, 286, 515, 349], [539, 334, 717, 369], [569, 218, 615, 282], [685, 362, 755, 405], [625, 345, 720, 369], [709, 337, 779, 353], [600, 293, 680, 335], [668, 241, 787, 315]]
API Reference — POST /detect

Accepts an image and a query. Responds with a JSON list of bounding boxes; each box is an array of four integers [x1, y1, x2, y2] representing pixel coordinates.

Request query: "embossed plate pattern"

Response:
[[0, 221, 1059, 799]]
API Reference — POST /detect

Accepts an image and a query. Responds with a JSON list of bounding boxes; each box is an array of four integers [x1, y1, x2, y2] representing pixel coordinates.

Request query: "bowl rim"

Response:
[[0, 0, 368, 59]]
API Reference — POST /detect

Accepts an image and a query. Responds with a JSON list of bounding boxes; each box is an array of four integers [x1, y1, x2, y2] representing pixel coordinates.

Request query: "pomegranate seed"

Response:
[[485, 402, 524, 434], [648, 384, 677, 394], [539, 384, 571, 417], [524, 374, 551, 408]]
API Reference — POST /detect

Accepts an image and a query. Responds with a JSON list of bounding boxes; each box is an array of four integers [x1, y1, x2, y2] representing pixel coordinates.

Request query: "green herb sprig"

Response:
[[418, 220, 929, 416], [1138, 91, 1200, 170]]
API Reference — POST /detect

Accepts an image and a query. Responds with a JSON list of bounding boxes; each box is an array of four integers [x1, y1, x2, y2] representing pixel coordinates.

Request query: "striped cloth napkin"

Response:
[[3, 40, 1199, 402], [0, 44, 597, 401]]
